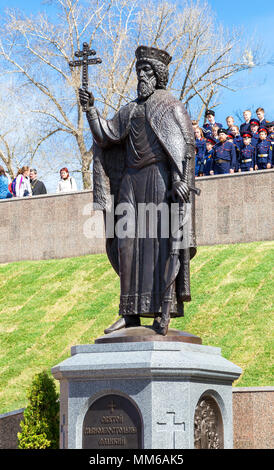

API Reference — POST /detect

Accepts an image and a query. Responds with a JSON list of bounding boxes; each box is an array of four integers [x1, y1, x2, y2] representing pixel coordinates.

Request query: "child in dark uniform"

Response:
[[240, 110, 252, 134], [227, 130, 241, 171], [238, 132, 255, 172], [231, 125, 243, 151], [200, 136, 216, 176], [250, 119, 260, 148], [266, 121, 274, 166], [195, 127, 206, 176], [255, 127, 272, 170], [256, 107, 268, 128], [203, 110, 223, 138]]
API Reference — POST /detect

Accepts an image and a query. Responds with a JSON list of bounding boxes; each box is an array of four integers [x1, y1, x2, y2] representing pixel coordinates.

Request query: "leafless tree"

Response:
[[0, 0, 260, 188], [0, 0, 113, 187], [0, 77, 49, 178]]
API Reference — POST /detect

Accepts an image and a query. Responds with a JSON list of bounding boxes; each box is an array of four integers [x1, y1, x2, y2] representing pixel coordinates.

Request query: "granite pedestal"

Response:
[[52, 328, 241, 449]]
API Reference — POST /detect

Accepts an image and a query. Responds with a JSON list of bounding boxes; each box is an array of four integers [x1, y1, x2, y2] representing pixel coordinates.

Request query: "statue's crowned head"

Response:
[[135, 46, 172, 99]]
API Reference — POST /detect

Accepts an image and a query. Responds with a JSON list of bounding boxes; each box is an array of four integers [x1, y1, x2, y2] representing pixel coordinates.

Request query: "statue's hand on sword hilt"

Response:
[[171, 180, 190, 203], [170, 181, 201, 203]]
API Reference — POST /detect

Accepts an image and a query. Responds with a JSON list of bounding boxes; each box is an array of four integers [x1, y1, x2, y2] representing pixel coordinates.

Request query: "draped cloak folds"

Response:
[[91, 89, 197, 318]]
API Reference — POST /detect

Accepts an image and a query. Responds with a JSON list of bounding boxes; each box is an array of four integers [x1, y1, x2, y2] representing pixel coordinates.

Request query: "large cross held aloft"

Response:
[[69, 42, 102, 111]]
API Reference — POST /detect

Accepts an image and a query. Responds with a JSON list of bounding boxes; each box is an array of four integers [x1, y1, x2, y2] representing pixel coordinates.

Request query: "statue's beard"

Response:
[[137, 77, 156, 99]]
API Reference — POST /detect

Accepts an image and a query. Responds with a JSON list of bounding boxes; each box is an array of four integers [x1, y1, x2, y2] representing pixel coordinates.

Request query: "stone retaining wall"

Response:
[[0, 169, 273, 264], [0, 408, 24, 449], [233, 387, 274, 449]]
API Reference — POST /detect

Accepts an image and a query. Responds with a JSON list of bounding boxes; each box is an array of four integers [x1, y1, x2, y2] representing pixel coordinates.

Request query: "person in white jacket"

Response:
[[15, 166, 32, 197], [56, 167, 77, 193]]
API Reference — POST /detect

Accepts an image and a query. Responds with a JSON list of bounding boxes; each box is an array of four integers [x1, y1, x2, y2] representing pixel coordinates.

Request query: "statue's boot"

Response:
[[104, 315, 141, 334], [153, 313, 170, 336], [156, 318, 170, 336], [155, 296, 172, 336], [152, 316, 161, 330]]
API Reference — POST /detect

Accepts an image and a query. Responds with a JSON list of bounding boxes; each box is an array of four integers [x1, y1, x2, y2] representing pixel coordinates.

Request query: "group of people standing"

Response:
[[194, 107, 273, 176], [0, 166, 35, 200], [0, 166, 77, 200]]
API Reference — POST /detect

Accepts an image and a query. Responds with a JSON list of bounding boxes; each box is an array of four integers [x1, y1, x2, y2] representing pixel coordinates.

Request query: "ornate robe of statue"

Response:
[[89, 88, 196, 320]]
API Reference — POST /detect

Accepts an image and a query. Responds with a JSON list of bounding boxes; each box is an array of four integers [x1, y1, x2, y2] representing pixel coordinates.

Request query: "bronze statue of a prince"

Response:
[[79, 45, 197, 336]]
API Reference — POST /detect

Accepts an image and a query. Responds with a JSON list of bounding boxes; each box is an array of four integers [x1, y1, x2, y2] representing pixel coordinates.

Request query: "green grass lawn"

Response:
[[0, 241, 273, 414]]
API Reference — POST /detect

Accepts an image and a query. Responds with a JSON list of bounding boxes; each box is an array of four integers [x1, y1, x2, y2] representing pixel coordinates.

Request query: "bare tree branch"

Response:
[[0, 0, 259, 188]]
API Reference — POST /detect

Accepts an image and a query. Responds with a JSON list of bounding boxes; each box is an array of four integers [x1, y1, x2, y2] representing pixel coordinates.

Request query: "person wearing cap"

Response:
[[255, 128, 272, 170], [78, 45, 197, 335], [202, 110, 223, 138], [238, 132, 256, 172], [266, 121, 274, 166], [240, 110, 252, 134], [266, 121, 274, 134], [200, 136, 216, 176], [210, 128, 237, 175], [226, 132, 234, 143], [250, 119, 260, 148], [29, 168, 47, 196]]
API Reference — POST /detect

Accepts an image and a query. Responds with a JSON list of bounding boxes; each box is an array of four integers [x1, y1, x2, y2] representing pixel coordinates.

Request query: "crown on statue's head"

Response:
[[135, 45, 172, 66]]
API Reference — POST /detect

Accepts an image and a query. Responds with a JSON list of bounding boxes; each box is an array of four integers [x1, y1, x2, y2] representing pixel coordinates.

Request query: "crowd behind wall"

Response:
[[194, 107, 273, 177], [0, 107, 273, 201], [0, 167, 77, 200]]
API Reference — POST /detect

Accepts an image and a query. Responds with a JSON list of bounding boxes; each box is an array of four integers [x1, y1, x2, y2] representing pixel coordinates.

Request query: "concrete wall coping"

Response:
[[0, 408, 25, 419], [0, 168, 272, 264], [197, 168, 274, 182], [0, 168, 272, 205], [233, 386, 274, 393], [0, 188, 93, 204]]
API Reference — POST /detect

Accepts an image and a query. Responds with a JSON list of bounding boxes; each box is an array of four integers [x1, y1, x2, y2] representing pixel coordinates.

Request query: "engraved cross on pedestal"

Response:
[[69, 42, 102, 111], [157, 411, 186, 449], [107, 400, 117, 414]]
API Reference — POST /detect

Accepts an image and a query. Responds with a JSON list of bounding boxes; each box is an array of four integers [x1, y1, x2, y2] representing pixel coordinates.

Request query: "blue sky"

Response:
[[206, 0, 274, 124]]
